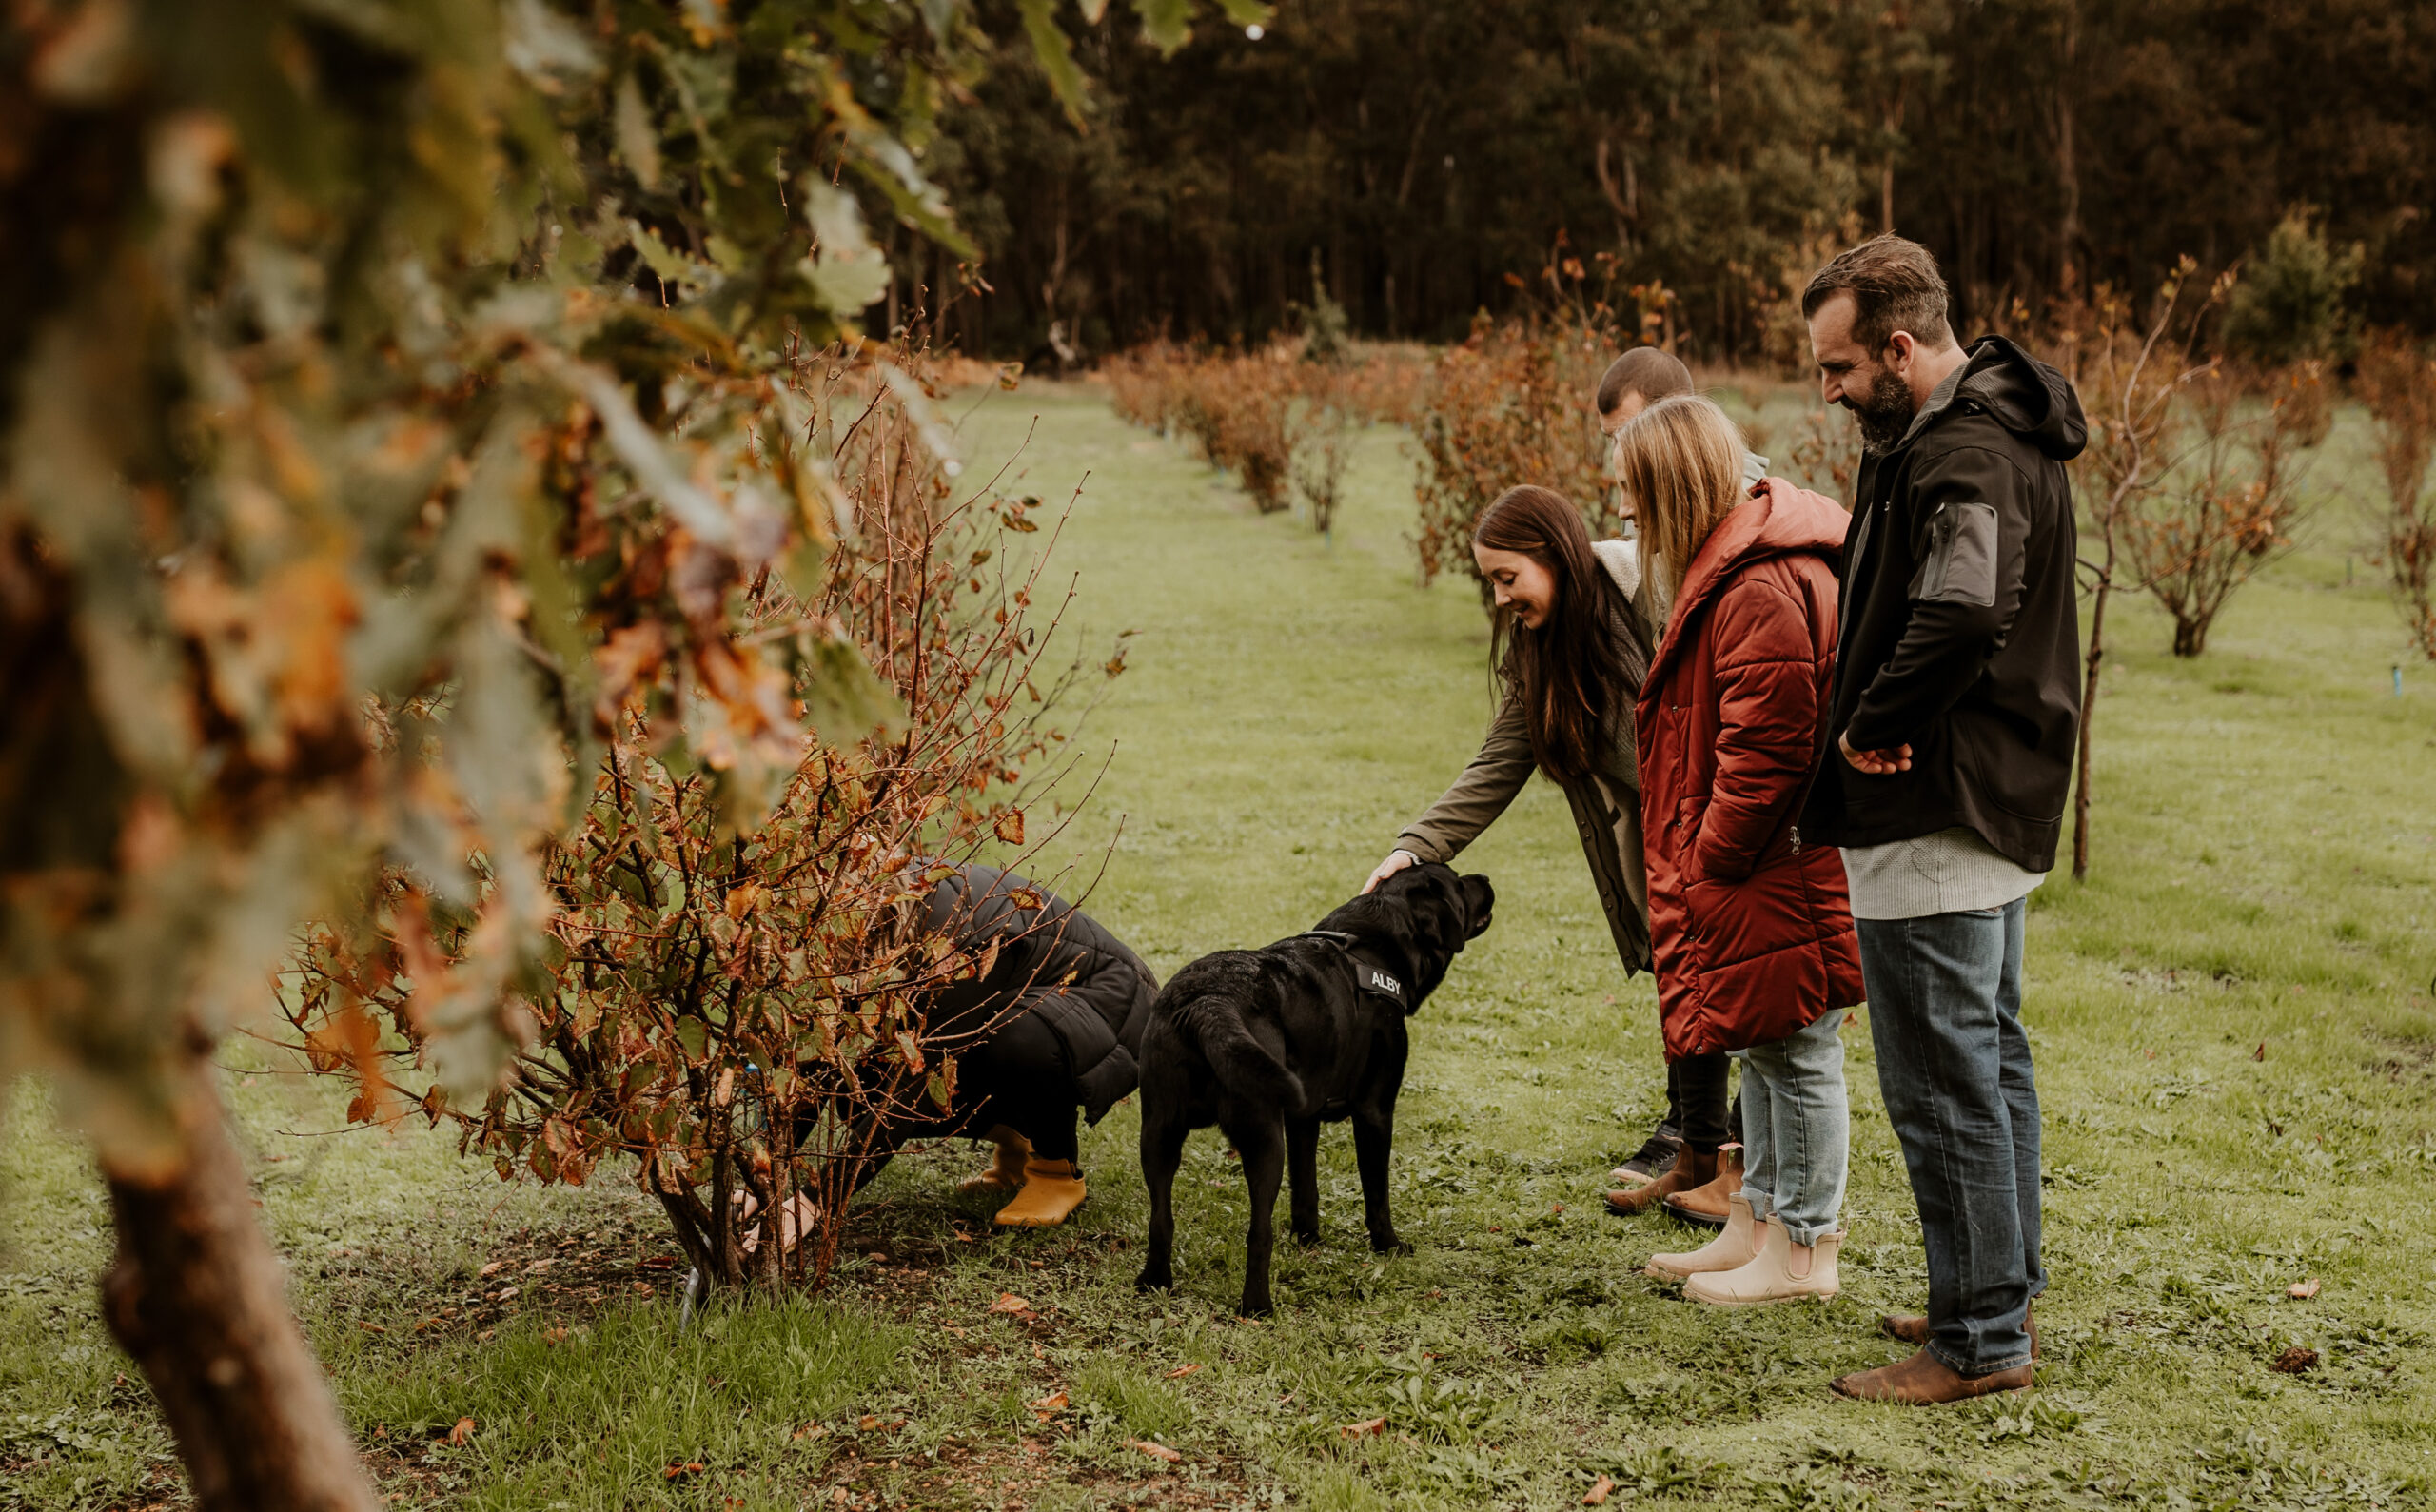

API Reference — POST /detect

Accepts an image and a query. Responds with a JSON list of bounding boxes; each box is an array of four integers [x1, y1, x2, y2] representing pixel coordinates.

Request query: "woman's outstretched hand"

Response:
[[1362, 849, 1420, 894]]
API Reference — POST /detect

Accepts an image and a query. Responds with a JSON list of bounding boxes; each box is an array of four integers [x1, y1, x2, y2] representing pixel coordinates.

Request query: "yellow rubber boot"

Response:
[[957, 1127, 1031, 1195], [992, 1158, 1087, 1227]]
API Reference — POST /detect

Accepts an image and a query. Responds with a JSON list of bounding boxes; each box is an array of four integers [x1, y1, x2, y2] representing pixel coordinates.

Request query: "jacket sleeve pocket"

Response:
[[1909, 501, 1999, 607]]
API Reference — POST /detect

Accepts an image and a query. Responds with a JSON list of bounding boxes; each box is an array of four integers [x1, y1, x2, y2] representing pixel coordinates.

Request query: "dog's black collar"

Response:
[[1297, 930, 1412, 1012]]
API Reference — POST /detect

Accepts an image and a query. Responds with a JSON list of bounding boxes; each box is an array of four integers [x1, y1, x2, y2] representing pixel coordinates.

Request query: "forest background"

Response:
[[917, 0, 2436, 363]]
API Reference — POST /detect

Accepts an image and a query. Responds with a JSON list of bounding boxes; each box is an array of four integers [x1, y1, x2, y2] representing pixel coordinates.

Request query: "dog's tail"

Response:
[[1169, 992, 1305, 1109]]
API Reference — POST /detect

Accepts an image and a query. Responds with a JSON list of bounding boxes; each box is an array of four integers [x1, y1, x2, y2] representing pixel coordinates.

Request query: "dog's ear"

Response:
[[1459, 874, 1496, 938]]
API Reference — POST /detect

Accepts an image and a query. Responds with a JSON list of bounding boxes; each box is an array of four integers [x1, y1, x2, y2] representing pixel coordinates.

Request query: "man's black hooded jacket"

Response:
[[1801, 336, 2087, 872]]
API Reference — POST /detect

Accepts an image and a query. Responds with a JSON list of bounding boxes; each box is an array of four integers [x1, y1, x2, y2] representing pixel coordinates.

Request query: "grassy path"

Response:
[[4, 384, 2433, 1510]]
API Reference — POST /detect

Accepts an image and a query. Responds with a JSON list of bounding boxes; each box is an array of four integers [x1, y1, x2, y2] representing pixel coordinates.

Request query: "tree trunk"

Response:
[[2172, 615, 2206, 658], [2052, 0, 2083, 294], [101, 1070, 379, 1512], [2071, 576, 2110, 881]]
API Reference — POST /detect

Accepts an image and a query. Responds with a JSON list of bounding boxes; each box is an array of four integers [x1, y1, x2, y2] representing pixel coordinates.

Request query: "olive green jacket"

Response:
[[1393, 541, 1657, 974]]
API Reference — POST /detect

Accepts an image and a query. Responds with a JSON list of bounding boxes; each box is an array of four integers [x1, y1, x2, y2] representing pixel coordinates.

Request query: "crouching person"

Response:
[[825, 862, 1158, 1227], [1612, 395, 1868, 1304]]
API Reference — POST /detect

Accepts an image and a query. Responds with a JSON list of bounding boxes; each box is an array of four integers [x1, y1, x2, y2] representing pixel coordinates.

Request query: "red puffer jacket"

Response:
[[1637, 480, 1867, 1058]]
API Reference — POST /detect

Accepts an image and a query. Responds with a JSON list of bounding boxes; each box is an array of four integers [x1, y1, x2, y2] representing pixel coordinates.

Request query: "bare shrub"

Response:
[[2126, 360, 2331, 657], [2053, 263, 2220, 879], [2357, 337, 2436, 661], [1329, 344, 1438, 427], [1289, 396, 1356, 536], [1105, 341, 1191, 433], [1198, 348, 1299, 512], [1106, 341, 1380, 526], [1410, 317, 1623, 597], [285, 348, 1110, 1293], [1786, 403, 1865, 500]]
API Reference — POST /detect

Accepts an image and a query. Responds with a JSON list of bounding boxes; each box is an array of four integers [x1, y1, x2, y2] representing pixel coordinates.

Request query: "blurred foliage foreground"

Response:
[[0, 0, 1254, 1506]]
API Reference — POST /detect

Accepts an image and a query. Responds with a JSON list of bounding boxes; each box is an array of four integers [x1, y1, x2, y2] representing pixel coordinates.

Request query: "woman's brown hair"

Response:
[[1473, 484, 1650, 782], [1608, 395, 1746, 603]]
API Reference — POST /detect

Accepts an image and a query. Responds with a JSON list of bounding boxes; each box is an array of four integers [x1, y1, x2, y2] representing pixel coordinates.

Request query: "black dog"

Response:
[[1133, 863, 1495, 1316]]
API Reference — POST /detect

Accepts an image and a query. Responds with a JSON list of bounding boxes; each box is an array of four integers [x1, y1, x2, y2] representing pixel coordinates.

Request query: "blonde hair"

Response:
[[1609, 394, 1747, 606]]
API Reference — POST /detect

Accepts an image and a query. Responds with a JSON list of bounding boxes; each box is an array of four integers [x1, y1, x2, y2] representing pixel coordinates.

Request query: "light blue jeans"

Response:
[[1737, 1009, 1850, 1246]]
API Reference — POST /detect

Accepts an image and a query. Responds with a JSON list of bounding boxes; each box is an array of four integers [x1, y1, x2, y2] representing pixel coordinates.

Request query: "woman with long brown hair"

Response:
[[1361, 483, 1740, 1213], [1613, 394, 1865, 1304]]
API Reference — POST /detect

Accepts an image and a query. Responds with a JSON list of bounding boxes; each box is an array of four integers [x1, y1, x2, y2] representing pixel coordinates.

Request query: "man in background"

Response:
[[1595, 345, 1755, 1227]]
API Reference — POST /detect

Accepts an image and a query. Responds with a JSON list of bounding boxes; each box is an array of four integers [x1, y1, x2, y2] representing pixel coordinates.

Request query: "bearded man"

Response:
[[1798, 235, 2086, 1404]]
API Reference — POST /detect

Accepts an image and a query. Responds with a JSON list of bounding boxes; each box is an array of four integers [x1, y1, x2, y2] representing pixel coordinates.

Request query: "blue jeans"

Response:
[[1738, 1010, 1849, 1245], [1855, 897, 2043, 1378]]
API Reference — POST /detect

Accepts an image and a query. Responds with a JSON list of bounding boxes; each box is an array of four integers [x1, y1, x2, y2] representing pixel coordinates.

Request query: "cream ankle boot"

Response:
[[1683, 1216, 1841, 1306], [1645, 1193, 1761, 1280], [957, 1127, 1031, 1195]]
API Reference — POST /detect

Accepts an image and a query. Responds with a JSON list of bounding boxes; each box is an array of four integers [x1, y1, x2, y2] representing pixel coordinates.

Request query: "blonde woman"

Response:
[[1617, 395, 1865, 1304]]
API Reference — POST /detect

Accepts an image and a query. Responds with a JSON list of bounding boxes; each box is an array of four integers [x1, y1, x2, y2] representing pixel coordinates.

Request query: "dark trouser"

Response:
[[1665, 1052, 1738, 1152], [964, 1007, 1080, 1163], [1855, 897, 2042, 1378]]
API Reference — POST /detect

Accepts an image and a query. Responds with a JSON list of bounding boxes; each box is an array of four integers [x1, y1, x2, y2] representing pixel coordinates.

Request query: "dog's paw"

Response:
[[1369, 1235, 1414, 1257], [1290, 1227, 1323, 1248], [1236, 1298, 1275, 1320], [1133, 1269, 1174, 1293]]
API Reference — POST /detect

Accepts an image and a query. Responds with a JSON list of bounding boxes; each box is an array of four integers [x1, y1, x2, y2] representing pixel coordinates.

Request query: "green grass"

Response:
[[6, 381, 2435, 1510]]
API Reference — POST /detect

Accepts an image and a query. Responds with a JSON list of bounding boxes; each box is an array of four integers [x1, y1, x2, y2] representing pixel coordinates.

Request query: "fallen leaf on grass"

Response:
[[2270, 1346, 2319, 1373], [358, 1322, 386, 1335], [663, 1461, 705, 1481], [1030, 1392, 1068, 1421], [1130, 1439, 1183, 1463], [1164, 1363, 1202, 1379], [479, 1260, 507, 1279], [792, 1423, 828, 1441], [1583, 1474, 1616, 1506], [1842, 1011, 1858, 1027], [2288, 1278, 2321, 1299], [987, 1292, 1031, 1314], [446, 1417, 475, 1445], [1341, 1417, 1386, 1440], [543, 1326, 568, 1344], [858, 1415, 882, 1431]]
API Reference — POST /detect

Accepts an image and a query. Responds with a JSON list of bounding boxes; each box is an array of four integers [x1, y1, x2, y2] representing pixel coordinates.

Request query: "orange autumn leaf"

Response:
[[1130, 1439, 1182, 1463], [1583, 1474, 1617, 1505], [993, 808, 1025, 845], [446, 1417, 474, 1445], [1163, 1362, 1202, 1380], [987, 1292, 1031, 1314]]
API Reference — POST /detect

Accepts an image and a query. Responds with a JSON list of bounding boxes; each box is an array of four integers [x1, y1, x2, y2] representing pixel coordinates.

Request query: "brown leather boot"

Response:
[[1660, 1147, 1743, 1229], [1607, 1147, 1718, 1216], [1832, 1348, 2030, 1404], [1880, 1304, 2039, 1360]]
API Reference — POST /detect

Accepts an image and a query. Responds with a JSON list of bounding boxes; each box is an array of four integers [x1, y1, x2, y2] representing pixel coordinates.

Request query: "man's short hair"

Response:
[[1800, 234, 1955, 354], [1596, 346, 1694, 416]]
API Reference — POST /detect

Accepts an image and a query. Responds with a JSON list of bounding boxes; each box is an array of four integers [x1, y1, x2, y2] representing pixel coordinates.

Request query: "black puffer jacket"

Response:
[[918, 865, 1158, 1124], [1800, 336, 2087, 871]]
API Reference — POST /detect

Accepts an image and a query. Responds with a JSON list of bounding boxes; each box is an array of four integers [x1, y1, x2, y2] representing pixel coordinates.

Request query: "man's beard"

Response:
[[1844, 368, 1917, 454]]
